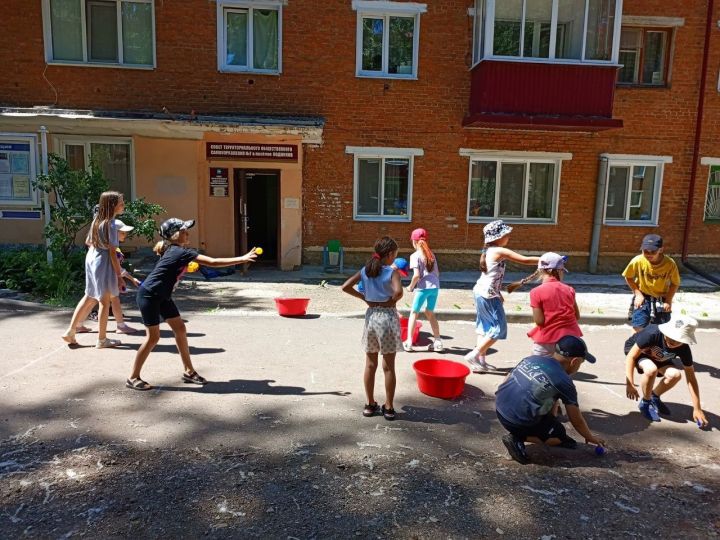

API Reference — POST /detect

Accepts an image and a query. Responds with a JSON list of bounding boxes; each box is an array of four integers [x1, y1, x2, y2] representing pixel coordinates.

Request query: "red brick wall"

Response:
[[1, 0, 719, 268]]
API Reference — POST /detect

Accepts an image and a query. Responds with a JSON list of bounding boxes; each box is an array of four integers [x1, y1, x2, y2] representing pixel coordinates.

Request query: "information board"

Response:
[[0, 136, 38, 207]]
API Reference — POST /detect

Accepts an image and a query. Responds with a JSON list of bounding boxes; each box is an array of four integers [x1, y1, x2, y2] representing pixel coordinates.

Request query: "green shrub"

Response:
[[0, 247, 85, 304]]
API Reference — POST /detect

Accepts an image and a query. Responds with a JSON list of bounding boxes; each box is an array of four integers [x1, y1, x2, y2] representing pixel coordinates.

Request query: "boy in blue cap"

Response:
[[495, 336, 605, 464]]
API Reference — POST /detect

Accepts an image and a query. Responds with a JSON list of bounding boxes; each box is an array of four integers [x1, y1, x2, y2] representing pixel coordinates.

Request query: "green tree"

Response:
[[33, 153, 164, 257]]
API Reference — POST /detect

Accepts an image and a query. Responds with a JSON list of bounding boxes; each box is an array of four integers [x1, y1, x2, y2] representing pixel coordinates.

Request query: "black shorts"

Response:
[[496, 410, 567, 442], [136, 289, 180, 327]]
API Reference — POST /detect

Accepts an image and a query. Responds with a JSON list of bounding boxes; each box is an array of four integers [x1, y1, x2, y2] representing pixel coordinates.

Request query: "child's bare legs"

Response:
[[381, 353, 396, 410], [364, 352, 379, 405], [112, 296, 138, 333], [129, 325, 160, 380], [166, 316, 197, 374], [63, 295, 97, 343], [96, 292, 113, 342], [405, 311, 419, 347], [425, 309, 440, 339], [477, 335, 496, 357]]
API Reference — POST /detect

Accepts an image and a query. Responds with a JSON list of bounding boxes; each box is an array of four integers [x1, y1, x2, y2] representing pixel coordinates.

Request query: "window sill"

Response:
[[603, 220, 659, 227], [356, 73, 418, 80], [467, 217, 556, 225], [354, 216, 411, 222], [616, 83, 669, 89], [46, 60, 155, 70], [219, 66, 281, 75]]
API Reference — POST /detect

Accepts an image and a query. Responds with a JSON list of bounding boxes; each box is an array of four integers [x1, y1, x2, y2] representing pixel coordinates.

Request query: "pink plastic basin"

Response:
[[399, 317, 422, 344], [413, 359, 471, 399], [274, 298, 310, 317]]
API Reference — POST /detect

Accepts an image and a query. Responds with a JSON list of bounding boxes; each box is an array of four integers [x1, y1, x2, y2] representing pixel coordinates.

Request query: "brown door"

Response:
[[234, 169, 280, 268]]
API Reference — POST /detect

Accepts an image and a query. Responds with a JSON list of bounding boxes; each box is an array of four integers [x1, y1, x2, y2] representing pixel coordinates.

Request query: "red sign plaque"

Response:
[[207, 142, 298, 162]]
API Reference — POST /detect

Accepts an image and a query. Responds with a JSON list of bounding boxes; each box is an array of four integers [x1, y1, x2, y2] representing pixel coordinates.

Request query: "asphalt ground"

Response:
[[1, 304, 718, 538]]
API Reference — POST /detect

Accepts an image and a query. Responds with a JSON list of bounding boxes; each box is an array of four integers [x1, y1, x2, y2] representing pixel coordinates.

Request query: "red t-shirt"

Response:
[[527, 278, 582, 344]]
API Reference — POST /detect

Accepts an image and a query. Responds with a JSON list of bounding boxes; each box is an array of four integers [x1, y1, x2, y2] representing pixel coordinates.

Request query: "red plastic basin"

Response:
[[413, 359, 471, 399], [274, 297, 310, 317], [399, 317, 422, 344]]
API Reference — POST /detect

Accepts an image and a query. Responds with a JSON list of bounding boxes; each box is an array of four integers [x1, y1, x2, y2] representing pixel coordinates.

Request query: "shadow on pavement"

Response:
[[155, 379, 352, 397]]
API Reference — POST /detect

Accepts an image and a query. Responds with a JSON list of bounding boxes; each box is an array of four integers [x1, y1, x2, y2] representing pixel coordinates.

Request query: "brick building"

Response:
[[1, 0, 719, 271]]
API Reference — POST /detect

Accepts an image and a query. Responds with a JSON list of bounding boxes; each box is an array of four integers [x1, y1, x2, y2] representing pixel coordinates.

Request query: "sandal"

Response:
[[381, 405, 396, 421], [182, 371, 207, 385], [363, 402, 380, 417], [75, 325, 92, 334], [126, 378, 153, 391], [116, 323, 139, 334], [61, 331, 77, 345], [96, 338, 121, 349]]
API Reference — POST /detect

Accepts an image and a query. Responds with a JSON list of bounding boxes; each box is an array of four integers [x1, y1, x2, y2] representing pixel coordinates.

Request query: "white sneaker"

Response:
[[473, 355, 489, 373], [464, 349, 481, 366], [402, 342, 413, 352], [432, 339, 444, 352]]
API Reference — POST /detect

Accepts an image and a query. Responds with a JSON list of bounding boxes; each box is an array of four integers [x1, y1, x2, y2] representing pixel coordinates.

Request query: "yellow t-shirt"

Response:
[[622, 254, 680, 298]]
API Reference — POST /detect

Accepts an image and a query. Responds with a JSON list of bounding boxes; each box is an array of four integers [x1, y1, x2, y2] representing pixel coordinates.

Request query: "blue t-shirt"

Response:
[[360, 266, 395, 302], [495, 355, 578, 426]]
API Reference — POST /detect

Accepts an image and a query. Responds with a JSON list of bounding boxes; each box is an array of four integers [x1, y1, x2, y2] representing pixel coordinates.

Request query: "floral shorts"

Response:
[[361, 307, 402, 355]]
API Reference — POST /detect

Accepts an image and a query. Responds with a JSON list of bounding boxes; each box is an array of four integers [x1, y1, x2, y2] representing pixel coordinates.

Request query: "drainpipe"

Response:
[[588, 156, 609, 273], [39, 125, 52, 264], [681, 0, 720, 286]]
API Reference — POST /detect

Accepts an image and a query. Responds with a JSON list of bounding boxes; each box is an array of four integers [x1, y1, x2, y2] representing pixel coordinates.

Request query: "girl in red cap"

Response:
[[404, 228, 442, 352]]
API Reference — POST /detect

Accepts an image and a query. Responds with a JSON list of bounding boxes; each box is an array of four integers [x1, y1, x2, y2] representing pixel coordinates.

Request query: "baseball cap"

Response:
[[641, 234, 663, 251], [538, 252, 568, 272], [393, 257, 409, 277], [160, 218, 195, 240], [555, 336, 596, 363], [114, 219, 134, 233], [411, 228, 428, 242]]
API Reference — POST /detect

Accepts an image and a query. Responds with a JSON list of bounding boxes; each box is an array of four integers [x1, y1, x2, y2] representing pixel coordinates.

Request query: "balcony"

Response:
[[464, 60, 623, 132]]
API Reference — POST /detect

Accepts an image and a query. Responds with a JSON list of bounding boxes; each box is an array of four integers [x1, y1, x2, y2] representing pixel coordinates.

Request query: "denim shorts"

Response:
[[411, 288, 439, 313], [630, 296, 671, 328]]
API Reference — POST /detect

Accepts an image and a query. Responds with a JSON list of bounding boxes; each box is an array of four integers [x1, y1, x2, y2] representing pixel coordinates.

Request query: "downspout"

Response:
[[681, 0, 720, 285], [40, 125, 52, 264], [588, 156, 609, 273]]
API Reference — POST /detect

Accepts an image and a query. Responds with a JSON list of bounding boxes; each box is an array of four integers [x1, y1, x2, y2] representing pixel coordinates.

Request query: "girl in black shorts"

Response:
[[126, 217, 258, 390]]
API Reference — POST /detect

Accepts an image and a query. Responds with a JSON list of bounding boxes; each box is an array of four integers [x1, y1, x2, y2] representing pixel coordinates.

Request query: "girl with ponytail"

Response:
[[466, 220, 539, 372], [403, 228, 442, 352], [342, 236, 403, 421], [509, 252, 582, 357]]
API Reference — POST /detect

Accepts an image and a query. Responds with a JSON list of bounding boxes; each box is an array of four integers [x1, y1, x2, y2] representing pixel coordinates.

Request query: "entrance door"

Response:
[[234, 169, 280, 266]]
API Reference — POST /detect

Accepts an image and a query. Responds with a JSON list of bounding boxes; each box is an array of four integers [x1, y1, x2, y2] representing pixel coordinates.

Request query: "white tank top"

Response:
[[473, 248, 505, 299]]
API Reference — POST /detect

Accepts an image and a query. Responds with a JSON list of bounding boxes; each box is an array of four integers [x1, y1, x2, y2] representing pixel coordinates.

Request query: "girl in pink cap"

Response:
[[404, 228, 442, 352]]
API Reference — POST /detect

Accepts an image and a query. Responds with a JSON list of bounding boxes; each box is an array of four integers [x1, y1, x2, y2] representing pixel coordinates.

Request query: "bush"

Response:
[[0, 246, 85, 305]]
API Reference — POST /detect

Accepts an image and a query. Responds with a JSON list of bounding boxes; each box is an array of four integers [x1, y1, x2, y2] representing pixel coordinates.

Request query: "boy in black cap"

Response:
[[495, 336, 605, 464], [622, 234, 680, 332]]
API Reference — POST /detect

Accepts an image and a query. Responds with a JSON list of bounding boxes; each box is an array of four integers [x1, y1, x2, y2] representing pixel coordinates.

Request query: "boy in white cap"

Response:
[[622, 234, 680, 332], [624, 314, 708, 426]]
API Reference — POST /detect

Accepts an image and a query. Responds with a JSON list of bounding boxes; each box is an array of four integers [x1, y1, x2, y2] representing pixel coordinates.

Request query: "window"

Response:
[[473, 0, 621, 64], [42, 0, 155, 67], [0, 134, 40, 207], [461, 151, 570, 223], [618, 27, 670, 86], [217, 1, 282, 73], [353, 1, 426, 78], [58, 138, 133, 198], [602, 155, 672, 225], [704, 164, 720, 222], [346, 146, 422, 221]]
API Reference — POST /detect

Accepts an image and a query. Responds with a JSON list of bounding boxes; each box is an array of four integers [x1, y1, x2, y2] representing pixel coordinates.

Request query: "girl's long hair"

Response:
[[365, 236, 398, 278], [87, 191, 123, 249], [507, 268, 562, 293], [479, 240, 500, 274], [153, 231, 181, 256], [415, 239, 435, 272]]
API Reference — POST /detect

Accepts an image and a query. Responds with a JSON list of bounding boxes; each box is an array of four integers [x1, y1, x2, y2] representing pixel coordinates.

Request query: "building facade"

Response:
[[1, 0, 719, 271]]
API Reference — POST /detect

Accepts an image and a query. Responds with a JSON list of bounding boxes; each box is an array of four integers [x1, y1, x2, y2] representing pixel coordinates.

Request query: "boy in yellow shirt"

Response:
[[622, 234, 680, 332]]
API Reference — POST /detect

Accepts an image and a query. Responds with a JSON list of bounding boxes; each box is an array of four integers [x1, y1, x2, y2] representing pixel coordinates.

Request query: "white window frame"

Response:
[[346, 146, 422, 222], [700, 157, 720, 222], [352, 1, 426, 79], [41, 0, 156, 69], [460, 150, 571, 224], [472, 0, 624, 66], [0, 133, 40, 208], [217, 0, 284, 74], [55, 136, 135, 200], [601, 154, 672, 226]]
